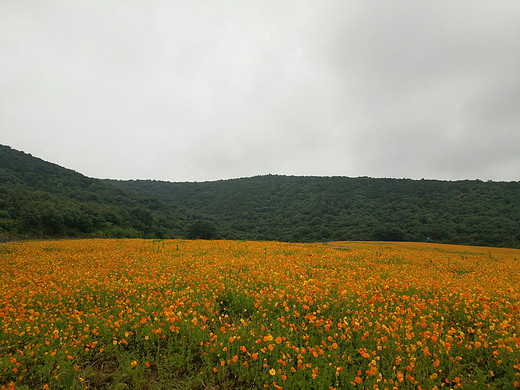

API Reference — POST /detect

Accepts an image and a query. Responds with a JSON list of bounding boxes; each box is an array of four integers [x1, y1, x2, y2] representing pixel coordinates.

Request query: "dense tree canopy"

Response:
[[1, 144, 519, 247], [110, 175, 520, 247], [0, 145, 211, 240]]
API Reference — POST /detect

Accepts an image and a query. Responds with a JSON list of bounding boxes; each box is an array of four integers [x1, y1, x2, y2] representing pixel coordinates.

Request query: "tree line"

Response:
[[0, 145, 217, 240], [1, 145, 519, 247], [110, 174, 520, 247]]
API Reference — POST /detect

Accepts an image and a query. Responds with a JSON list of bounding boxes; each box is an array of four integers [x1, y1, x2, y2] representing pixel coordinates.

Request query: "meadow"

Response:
[[0, 239, 519, 389]]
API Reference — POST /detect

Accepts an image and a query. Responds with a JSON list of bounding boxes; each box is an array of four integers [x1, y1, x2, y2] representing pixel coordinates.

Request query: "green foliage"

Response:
[[111, 175, 520, 248], [187, 220, 219, 240], [0, 145, 208, 240], [1, 145, 520, 247], [372, 223, 405, 241]]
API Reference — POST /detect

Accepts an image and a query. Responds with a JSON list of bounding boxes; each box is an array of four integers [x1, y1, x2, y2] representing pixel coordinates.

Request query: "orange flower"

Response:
[[3, 239, 520, 389]]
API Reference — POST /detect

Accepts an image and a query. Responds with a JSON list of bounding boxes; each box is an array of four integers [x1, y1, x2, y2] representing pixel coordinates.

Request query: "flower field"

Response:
[[1, 239, 519, 389]]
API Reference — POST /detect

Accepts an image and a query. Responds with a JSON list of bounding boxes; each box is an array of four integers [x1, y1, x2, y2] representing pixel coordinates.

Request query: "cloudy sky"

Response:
[[1, 1, 519, 182]]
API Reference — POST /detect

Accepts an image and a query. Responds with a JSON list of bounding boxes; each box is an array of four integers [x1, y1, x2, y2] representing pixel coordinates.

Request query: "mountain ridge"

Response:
[[0, 144, 220, 239], [1, 144, 519, 247]]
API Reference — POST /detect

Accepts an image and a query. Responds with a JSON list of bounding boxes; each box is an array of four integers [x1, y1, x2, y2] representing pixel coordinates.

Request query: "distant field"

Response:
[[328, 241, 520, 260], [1, 239, 519, 389]]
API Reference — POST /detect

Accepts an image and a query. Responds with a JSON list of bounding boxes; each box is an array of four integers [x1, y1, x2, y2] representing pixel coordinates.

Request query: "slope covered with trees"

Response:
[[2, 144, 519, 247], [0, 145, 222, 239], [110, 175, 520, 247]]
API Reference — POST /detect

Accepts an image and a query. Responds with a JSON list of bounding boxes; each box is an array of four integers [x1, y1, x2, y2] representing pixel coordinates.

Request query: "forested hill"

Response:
[[1, 144, 520, 247], [109, 175, 520, 247], [0, 145, 220, 239]]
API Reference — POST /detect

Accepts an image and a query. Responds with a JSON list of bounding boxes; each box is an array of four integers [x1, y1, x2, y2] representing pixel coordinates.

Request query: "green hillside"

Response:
[[1, 144, 519, 247], [109, 176, 520, 247], [0, 145, 221, 240]]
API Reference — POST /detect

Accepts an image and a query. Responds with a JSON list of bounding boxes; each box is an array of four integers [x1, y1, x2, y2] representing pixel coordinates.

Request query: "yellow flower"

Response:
[[131, 360, 138, 367], [269, 368, 276, 376]]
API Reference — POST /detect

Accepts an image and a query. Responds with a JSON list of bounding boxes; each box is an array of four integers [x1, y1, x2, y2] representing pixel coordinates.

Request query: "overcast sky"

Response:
[[1, 1, 519, 182]]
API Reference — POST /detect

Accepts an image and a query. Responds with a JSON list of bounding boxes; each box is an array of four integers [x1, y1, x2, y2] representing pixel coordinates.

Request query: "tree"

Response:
[[372, 224, 405, 241], [187, 220, 219, 239]]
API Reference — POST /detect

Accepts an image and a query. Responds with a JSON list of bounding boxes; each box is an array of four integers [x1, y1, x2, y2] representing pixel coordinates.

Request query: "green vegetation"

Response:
[[0, 145, 221, 240], [2, 239, 520, 389], [109, 175, 520, 248], [1, 144, 519, 247]]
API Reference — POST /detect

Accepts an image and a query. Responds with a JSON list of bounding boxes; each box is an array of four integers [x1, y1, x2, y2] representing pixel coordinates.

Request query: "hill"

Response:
[[0, 145, 221, 239], [108, 175, 520, 247], [1, 144, 519, 247]]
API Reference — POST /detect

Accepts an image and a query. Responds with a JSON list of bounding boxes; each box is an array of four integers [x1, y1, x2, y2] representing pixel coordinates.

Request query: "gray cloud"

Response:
[[1, 1, 519, 182]]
